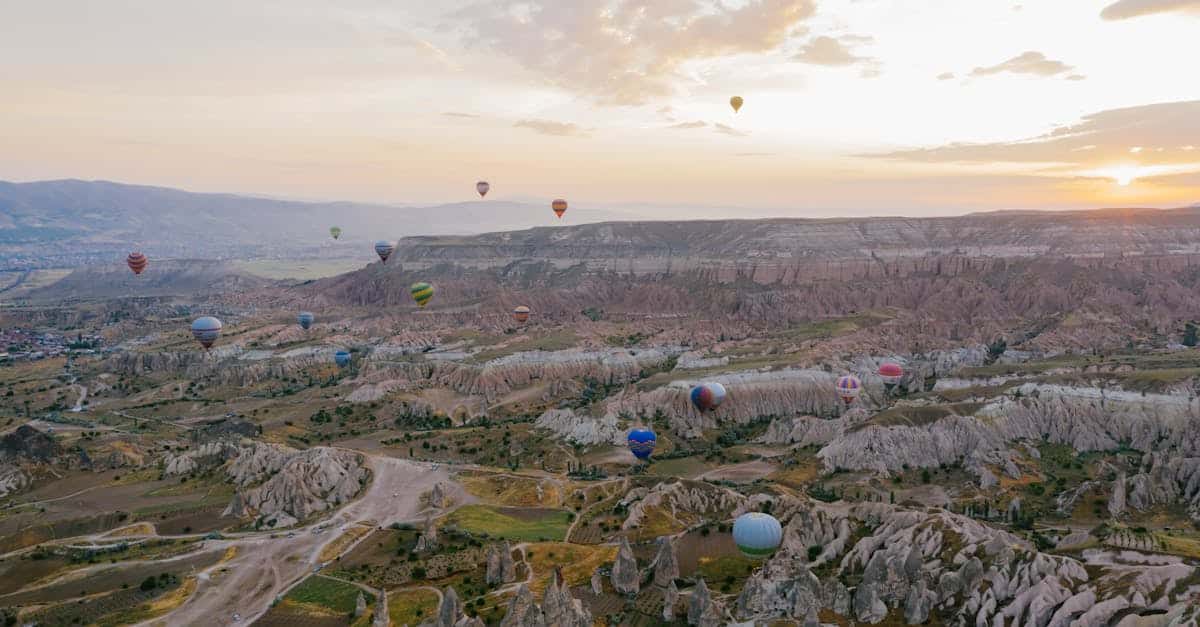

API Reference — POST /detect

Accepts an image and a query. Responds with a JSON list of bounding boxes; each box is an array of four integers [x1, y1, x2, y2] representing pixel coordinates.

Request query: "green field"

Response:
[[441, 504, 572, 542], [285, 575, 373, 614], [388, 588, 440, 626], [234, 258, 367, 281]]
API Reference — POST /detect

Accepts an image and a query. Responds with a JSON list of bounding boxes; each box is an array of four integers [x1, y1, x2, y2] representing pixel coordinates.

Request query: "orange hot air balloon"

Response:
[[126, 252, 148, 275], [513, 305, 530, 323], [551, 199, 568, 219], [730, 96, 744, 113]]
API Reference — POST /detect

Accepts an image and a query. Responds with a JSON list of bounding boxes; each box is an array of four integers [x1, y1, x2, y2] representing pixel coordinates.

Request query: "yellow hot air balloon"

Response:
[[730, 96, 744, 113], [411, 282, 434, 308]]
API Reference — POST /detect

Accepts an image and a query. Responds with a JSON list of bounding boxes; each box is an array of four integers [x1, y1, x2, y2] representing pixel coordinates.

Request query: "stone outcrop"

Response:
[[486, 541, 516, 585], [663, 579, 678, 621], [611, 536, 639, 595], [0, 463, 29, 498], [163, 441, 240, 476], [651, 536, 679, 588], [621, 480, 746, 531], [498, 575, 591, 627], [533, 409, 624, 446], [688, 578, 711, 626], [423, 586, 483, 627], [354, 592, 366, 618], [223, 445, 368, 528]]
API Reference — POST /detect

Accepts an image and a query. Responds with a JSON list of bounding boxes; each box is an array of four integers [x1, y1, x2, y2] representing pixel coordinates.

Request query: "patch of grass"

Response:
[[285, 575, 372, 615], [441, 505, 571, 542], [523, 542, 617, 595], [389, 588, 439, 626], [233, 258, 366, 281], [647, 456, 715, 479], [469, 331, 580, 363]]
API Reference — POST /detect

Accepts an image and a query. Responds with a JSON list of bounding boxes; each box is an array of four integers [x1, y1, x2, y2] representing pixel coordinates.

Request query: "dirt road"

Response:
[[138, 456, 448, 627]]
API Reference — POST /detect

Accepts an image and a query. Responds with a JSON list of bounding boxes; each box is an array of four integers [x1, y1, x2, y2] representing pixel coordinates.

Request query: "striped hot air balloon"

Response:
[[334, 350, 351, 368], [733, 512, 782, 559], [410, 282, 434, 307], [627, 428, 656, 461], [551, 199, 567, 219], [513, 305, 530, 323], [690, 382, 727, 411], [836, 374, 862, 405], [191, 316, 223, 350], [879, 362, 903, 391], [374, 240, 396, 263], [126, 252, 148, 275], [329, 226, 342, 240], [476, 181, 490, 197], [298, 312, 314, 330]]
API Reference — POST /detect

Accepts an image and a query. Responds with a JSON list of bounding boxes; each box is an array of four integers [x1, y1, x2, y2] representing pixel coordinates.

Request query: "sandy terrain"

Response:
[[137, 455, 449, 627]]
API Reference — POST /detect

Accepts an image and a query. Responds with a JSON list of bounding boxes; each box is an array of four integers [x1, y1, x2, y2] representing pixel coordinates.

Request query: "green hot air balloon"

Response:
[[329, 226, 342, 240], [410, 282, 434, 308]]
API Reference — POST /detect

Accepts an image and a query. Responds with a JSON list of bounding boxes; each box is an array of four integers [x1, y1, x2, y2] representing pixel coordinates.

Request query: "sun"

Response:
[[1108, 165, 1138, 187]]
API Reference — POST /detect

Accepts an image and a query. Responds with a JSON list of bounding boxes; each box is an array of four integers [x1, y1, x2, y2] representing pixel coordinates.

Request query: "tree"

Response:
[[986, 337, 1008, 364], [140, 576, 158, 591], [1185, 322, 1199, 347]]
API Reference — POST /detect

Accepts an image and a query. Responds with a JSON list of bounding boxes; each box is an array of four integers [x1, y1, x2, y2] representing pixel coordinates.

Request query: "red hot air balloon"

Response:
[[126, 252, 148, 275], [879, 362, 903, 392], [477, 181, 490, 197], [551, 199, 568, 219]]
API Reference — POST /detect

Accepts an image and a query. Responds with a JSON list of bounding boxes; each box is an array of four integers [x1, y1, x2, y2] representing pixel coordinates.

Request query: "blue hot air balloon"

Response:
[[334, 350, 351, 368], [627, 428, 657, 461], [298, 312, 314, 330], [690, 382, 727, 411], [191, 316, 223, 350], [374, 240, 396, 263], [733, 512, 783, 559]]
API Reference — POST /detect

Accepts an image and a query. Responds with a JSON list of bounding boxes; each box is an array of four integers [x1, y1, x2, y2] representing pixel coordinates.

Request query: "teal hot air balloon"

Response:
[[191, 316, 223, 350], [298, 312, 314, 330], [334, 350, 351, 368], [732, 512, 782, 559], [375, 240, 396, 263]]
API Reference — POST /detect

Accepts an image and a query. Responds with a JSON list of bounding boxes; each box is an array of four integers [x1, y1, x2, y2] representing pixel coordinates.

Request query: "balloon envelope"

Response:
[[298, 312, 314, 330], [551, 199, 568, 218], [411, 282, 434, 307], [329, 226, 342, 240], [733, 512, 782, 559], [374, 240, 396, 263], [627, 428, 657, 460], [126, 252, 148, 275], [513, 305, 530, 323], [191, 316, 223, 350], [879, 362, 903, 385], [476, 181, 490, 197], [730, 96, 744, 113], [836, 374, 862, 403], [690, 382, 727, 411], [334, 350, 351, 368]]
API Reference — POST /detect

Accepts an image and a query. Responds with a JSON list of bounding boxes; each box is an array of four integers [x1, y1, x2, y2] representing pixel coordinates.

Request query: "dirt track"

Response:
[[136, 456, 448, 627]]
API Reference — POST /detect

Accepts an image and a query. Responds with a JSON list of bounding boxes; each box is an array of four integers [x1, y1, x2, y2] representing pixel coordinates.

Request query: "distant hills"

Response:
[[0, 179, 636, 269]]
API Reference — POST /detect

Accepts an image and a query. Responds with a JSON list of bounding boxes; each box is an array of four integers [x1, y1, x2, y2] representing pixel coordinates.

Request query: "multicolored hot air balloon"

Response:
[[836, 374, 862, 405], [126, 252, 148, 275], [551, 199, 568, 219], [298, 312, 314, 330], [410, 282, 434, 308], [375, 240, 396, 263], [334, 350, 351, 368], [329, 226, 342, 240], [690, 382, 727, 411], [879, 362, 903, 391], [191, 316, 223, 350], [733, 512, 782, 559], [513, 305, 530, 323], [476, 181, 490, 198], [627, 428, 657, 461], [730, 96, 744, 113]]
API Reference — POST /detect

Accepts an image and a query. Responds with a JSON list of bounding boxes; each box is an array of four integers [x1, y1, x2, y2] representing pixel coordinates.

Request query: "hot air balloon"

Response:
[[298, 312, 314, 330], [476, 181, 490, 197], [411, 282, 434, 308], [513, 305, 530, 323], [329, 226, 342, 240], [836, 374, 862, 405], [191, 316, 223, 350], [551, 199, 568, 219], [730, 96, 744, 113], [627, 428, 657, 461], [334, 350, 351, 368], [879, 362, 903, 392], [732, 512, 782, 559], [126, 252, 148, 275], [375, 240, 396, 263], [690, 382, 727, 411]]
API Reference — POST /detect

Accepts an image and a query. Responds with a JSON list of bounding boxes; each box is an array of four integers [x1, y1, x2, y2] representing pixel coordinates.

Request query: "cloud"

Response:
[[1101, 0, 1200, 19], [457, 0, 817, 105], [513, 119, 589, 137], [714, 123, 749, 137], [862, 100, 1200, 171], [936, 72, 956, 81], [442, 112, 479, 118], [793, 35, 871, 66], [668, 121, 708, 130], [735, 152, 775, 157], [1065, 74, 1087, 81], [969, 51, 1075, 78]]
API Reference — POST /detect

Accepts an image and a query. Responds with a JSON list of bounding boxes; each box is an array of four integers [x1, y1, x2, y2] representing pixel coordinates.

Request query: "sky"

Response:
[[1, 0, 1199, 217]]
